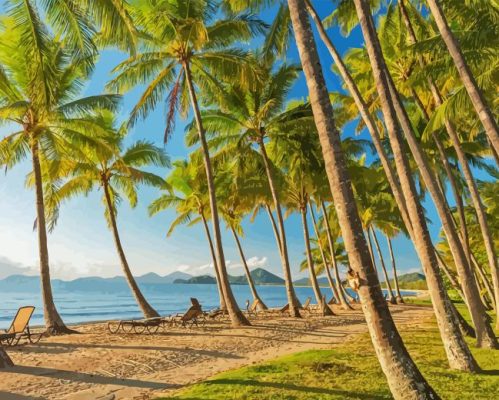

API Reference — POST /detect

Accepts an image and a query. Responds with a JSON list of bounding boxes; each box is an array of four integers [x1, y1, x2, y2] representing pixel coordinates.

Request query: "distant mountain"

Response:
[[250, 268, 284, 285], [0, 268, 287, 290], [294, 277, 330, 287], [174, 275, 217, 284], [137, 271, 192, 284], [173, 268, 285, 285], [381, 272, 427, 290]]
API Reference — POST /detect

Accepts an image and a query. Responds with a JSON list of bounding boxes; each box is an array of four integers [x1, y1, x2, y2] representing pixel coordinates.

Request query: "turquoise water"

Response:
[[0, 283, 415, 329]]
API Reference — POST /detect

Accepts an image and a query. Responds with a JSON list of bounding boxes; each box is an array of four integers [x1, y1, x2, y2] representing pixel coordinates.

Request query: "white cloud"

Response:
[[246, 256, 268, 268], [0, 256, 37, 279]]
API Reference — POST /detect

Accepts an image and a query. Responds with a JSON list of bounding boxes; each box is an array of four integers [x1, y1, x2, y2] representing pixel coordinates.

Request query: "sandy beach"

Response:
[[1, 303, 434, 400]]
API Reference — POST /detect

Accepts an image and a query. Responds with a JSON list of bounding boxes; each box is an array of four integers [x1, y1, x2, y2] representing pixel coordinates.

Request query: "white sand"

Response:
[[1, 304, 433, 399]]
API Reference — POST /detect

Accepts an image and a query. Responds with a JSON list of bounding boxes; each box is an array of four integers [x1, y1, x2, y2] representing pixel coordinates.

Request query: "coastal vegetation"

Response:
[[0, 0, 497, 398]]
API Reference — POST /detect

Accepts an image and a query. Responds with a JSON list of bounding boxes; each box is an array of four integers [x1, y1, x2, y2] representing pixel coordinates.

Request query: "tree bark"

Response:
[[184, 61, 249, 326], [287, 1, 441, 396], [371, 228, 396, 304], [102, 181, 159, 319], [355, 0, 496, 350], [230, 227, 267, 310], [200, 212, 227, 311], [309, 201, 339, 302], [31, 139, 69, 335], [265, 203, 282, 254], [321, 202, 353, 309], [258, 137, 301, 316], [0, 347, 13, 368], [425, 0, 499, 156], [301, 201, 333, 315], [352, 0, 483, 368], [386, 236, 404, 303]]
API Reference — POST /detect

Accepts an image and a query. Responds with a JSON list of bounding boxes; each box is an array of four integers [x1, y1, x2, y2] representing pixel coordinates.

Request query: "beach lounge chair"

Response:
[[0, 306, 42, 346], [245, 299, 259, 318], [300, 297, 312, 313], [107, 316, 166, 334], [170, 298, 206, 328]]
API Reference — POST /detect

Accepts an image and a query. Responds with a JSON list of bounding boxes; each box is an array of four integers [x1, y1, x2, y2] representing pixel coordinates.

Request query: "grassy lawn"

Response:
[[164, 304, 499, 400]]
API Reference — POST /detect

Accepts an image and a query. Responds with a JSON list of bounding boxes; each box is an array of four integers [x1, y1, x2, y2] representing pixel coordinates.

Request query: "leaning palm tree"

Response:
[[284, 0, 440, 397], [108, 0, 265, 326], [0, 16, 120, 334], [149, 157, 228, 311], [350, 0, 496, 350], [425, 0, 499, 157], [50, 112, 168, 319]]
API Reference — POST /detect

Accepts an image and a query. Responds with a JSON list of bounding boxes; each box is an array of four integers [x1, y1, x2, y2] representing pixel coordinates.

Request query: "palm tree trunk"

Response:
[[183, 61, 249, 327], [425, 0, 499, 156], [309, 201, 339, 302], [257, 137, 301, 316], [0, 347, 13, 368], [352, 0, 482, 369], [200, 212, 227, 311], [230, 227, 267, 310], [400, 0, 499, 321], [102, 181, 159, 319], [386, 236, 404, 303], [353, 0, 497, 350], [265, 204, 282, 254], [471, 255, 495, 312], [321, 202, 353, 309], [435, 251, 467, 304], [288, 2, 440, 395], [31, 140, 68, 335], [301, 201, 333, 315], [371, 228, 396, 304]]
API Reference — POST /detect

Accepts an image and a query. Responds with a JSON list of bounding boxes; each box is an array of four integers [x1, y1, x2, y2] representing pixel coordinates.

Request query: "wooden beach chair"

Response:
[[245, 299, 259, 318], [107, 316, 165, 334], [171, 298, 206, 328], [300, 297, 312, 313], [0, 306, 42, 346]]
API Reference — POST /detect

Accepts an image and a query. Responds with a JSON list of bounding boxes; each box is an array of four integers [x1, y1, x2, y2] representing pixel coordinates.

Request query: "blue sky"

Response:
[[0, 2, 436, 280]]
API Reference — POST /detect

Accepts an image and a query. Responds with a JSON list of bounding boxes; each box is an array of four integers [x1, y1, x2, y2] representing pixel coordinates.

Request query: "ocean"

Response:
[[0, 283, 416, 329]]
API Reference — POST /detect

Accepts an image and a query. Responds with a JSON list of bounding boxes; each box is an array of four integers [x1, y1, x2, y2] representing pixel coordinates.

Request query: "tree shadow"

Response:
[[201, 378, 388, 399], [0, 392, 44, 400], [480, 369, 499, 376], [3, 365, 179, 390], [29, 342, 242, 359]]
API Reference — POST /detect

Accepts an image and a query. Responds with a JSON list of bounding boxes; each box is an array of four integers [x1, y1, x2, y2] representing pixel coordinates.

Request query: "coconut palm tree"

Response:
[[425, 0, 499, 156], [184, 60, 307, 316], [49, 112, 168, 318], [215, 154, 269, 310], [350, 0, 496, 350], [149, 157, 227, 311], [0, 16, 120, 334], [396, 0, 499, 329], [109, 0, 266, 326], [286, 0, 440, 396]]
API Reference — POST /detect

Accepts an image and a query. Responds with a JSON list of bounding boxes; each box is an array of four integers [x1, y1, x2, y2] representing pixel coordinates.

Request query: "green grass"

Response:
[[163, 304, 499, 400]]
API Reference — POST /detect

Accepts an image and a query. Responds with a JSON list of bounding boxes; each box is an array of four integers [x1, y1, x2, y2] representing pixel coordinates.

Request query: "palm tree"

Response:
[[109, 0, 265, 326], [0, 16, 120, 334], [425, 0, 499, 156], [397, 0, 499, 329], [217, 161, 268, 310], [286, 0, 439, 396], [149, 157, 227, 311], [185, 59, 306, 316], [51, 112, 168, 318], [351, 0, 496, 350], [308, 0, 483, 367]]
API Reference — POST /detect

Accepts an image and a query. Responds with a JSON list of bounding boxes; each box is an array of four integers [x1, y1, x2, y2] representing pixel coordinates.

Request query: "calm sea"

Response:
[[0, 283, 415, 329]]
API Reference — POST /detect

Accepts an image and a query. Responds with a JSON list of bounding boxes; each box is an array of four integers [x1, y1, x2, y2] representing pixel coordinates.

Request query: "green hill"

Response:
[[381, 272, 427, 290], [173, 268, 285, 285]]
